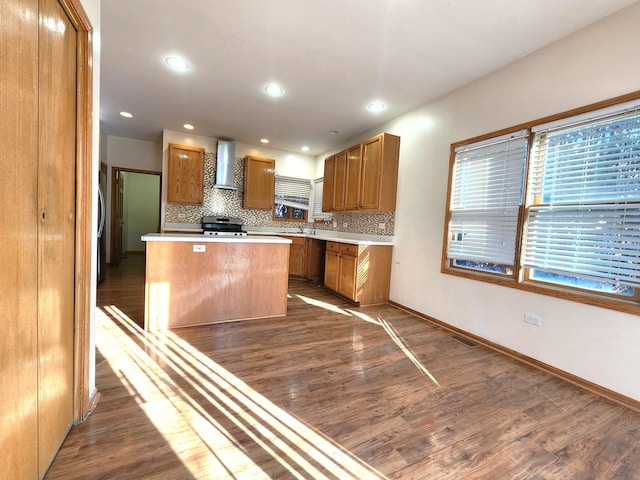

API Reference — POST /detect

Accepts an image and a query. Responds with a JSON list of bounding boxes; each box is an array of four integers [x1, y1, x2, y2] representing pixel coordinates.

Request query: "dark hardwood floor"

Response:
[[46, 254, 640, 479]]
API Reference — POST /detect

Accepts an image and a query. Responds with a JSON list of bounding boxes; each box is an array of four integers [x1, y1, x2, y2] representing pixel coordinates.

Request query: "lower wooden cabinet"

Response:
[[304, 237, 326, 284], [324, 241, 393, 305], [284, 236, 306, 277]]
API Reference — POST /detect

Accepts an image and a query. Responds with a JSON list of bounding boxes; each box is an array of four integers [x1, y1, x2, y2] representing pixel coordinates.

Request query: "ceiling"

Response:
[[100, 0, 638, 156]]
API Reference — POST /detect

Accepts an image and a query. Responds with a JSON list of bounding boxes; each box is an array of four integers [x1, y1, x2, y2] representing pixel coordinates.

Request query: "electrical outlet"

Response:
[[178, 213, 186, 218], [524, 313, 542, 326], [333, 221, 337, 228], [343, 222, 348, 228], [378, 223, 386, 230], [193, 245, 206, 253]]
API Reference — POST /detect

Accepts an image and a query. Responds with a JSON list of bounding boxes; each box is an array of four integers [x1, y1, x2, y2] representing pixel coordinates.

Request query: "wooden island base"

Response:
[[143, 236, 290, 330]]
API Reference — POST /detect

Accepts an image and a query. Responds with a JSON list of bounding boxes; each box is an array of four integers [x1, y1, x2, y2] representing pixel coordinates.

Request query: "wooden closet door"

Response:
[[0, 0, 40, 477], [37, 0, 77, 474]]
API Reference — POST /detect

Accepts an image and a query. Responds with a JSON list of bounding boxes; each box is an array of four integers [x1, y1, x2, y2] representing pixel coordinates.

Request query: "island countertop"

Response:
[[141, 233, 292, 244]]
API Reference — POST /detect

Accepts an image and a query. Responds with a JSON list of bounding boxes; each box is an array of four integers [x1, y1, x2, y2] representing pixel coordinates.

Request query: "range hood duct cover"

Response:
[[213, 140, 237, 190]]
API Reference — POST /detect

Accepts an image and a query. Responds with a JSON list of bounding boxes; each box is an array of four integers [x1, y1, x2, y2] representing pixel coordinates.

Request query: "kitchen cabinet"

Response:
[[304, 237, 326, 284], [324, 241, 393, 305], [332, 150, 347, 211], [282, 236, 306, 277], [344, 144, 363, 210], [322, 132, 400, 213], [324, 244, 340, 292], [167, 143, 205, 205], [244, 155, 275, 210], [322, 155, 335, 212]]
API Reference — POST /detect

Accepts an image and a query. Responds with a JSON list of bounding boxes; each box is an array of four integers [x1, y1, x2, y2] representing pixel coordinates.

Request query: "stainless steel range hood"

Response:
[[213, 140, 237, 190]]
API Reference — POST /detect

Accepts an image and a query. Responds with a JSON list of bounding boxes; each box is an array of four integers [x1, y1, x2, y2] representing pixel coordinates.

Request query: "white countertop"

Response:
[[141, 233, 292, 244], [247, 229, 394, 246], [161, 223, 394, 246]]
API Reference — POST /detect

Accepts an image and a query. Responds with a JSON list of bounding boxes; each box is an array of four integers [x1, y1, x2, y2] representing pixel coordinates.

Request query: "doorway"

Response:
[[110, 167, 161, 265]]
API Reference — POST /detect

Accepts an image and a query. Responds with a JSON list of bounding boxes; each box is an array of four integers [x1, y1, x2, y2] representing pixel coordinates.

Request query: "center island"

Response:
[[141, 233, 292, 331]]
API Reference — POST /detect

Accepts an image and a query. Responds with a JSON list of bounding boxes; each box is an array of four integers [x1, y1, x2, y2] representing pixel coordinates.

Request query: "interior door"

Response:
[[113, 170, 124, 265], [37, 0, 77, 474], [1, 0, 40, 477]]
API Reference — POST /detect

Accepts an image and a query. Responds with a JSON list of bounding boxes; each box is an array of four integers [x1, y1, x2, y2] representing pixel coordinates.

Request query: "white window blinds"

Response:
[[274, 175, 312, 210], [523, 107, 640, 288], [447, 130, 529, 266], [312, 178, 331, 220]]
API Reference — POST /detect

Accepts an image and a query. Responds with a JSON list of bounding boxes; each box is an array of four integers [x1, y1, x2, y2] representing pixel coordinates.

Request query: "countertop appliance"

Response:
[[202, 216, 247, 236]]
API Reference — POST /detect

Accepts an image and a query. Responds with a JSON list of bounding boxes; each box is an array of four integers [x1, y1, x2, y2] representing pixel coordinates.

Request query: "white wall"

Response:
[[318, 3, 640, 401], [122, 172, 160, 251]]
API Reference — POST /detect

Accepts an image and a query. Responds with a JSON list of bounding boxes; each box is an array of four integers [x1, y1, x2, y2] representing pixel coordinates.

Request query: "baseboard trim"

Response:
[[389, 300, 640, 413], [76, 390, 101, 425]]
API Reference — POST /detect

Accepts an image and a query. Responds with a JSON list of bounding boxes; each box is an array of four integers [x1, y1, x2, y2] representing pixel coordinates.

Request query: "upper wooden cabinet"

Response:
[[344, 144, 363, 210], [167, 143, 205, 205], [322, 132, 400, 212], [332, 150, 347, 211], [244, 155, 275, 210], [322, 155, 335, 212]]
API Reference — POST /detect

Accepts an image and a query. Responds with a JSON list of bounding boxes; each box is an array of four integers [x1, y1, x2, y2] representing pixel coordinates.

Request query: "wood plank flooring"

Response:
[[46, 254, 640, 479]]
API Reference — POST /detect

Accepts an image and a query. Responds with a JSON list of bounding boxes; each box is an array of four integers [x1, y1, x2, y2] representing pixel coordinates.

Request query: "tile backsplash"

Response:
[[164, 152, 395, 235]]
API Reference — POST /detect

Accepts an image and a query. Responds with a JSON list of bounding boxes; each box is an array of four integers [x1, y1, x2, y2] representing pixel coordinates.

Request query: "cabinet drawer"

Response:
[[326, 241, 341, 253], [340, 243, 359, 256]]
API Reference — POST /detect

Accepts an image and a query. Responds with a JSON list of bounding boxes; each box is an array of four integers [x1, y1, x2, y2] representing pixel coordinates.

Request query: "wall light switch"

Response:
[[193, 245, 206, 253], [333, 221, 337, 228], [378, 223, 386, 230]]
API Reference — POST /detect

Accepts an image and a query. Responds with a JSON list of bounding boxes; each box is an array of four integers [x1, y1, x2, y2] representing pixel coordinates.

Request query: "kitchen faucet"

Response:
[[298, 225, 305, 234]]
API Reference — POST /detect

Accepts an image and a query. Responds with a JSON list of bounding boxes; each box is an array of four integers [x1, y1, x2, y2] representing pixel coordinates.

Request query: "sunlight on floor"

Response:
[[98, 305, 386, 479], [347, 309, 440, 386], [295, 294, 353, 316]]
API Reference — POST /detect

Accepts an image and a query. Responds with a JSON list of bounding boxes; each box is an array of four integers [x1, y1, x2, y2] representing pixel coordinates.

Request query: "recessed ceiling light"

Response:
[[165, 56, 189, 71], [329, 130, 339, 135], [301, 146, 310, 152], [260, 138, 270, 144], [368, 102, 386, 113], [119, 111, 133, 118], [183, 123, 194, 130], [264, 84, 284, 97]]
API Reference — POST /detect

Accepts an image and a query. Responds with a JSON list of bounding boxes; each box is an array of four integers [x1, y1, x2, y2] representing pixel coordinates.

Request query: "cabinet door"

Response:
[[344, 144, 362, 210], [359, 135, 383, 210], [324, 250, 340, 292], [244, 156, 275, 210], [286, 237, 305, 277], [332, 150, 347, 211], [167, 144, 205, 205], [304, 238, 326, 284], [322, 155, 335, 212], [338, 253, 358, 300]]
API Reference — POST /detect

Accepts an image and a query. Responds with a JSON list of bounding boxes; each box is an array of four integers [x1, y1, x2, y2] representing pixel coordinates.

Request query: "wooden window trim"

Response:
[[441, 90, 640, 317]]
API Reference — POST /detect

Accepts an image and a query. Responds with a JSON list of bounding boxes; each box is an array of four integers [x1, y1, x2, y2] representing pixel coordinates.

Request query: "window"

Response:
[[443, 96, 640, 310], [312, 178, 332, 221], [446, 130, 528, 275], [274, 175, 311, 221]]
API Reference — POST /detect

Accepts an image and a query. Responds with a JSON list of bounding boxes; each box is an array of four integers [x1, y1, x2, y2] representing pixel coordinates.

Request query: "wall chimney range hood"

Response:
[[213, 140, 237, 190]]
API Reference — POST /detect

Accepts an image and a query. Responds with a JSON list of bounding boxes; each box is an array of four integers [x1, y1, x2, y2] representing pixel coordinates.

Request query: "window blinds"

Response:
[[312, 178, 331, 220], [523, 108, 640, 288], [447, 130, 529, 265], [274, 175, 312, 210]]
